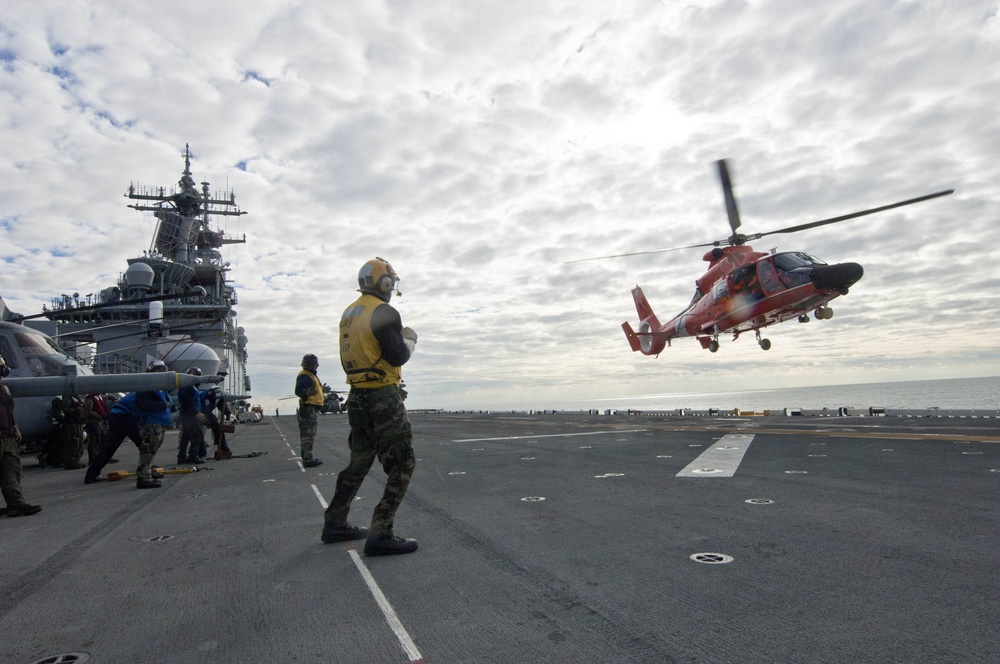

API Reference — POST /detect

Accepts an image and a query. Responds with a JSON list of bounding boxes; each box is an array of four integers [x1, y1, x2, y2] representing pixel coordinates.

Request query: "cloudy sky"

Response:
[[1, 1, 997, 411]]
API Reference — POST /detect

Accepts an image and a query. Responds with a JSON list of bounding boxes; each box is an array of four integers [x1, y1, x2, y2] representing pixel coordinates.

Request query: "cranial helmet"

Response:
[[358, 257, 399, 301], [0, 355, 9, 379], [188, 367, 202, 376], [147, 360, 167, 372], [301, 354, 318, 369]]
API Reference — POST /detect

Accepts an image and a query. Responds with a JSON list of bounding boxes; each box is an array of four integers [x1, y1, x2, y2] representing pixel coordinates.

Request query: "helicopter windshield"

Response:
[[14, 331, 75, 377], [773, 252, 825, 288]]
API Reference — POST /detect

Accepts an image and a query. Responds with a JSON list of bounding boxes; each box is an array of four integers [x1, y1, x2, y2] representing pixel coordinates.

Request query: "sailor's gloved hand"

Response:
[[402, 327, 418, 354]]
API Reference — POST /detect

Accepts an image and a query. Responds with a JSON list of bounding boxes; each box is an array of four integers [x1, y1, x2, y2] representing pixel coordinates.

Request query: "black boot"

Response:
[[136, 478, 162, 489], [364, 533, 418, 557], [321, 522, 369, 543]]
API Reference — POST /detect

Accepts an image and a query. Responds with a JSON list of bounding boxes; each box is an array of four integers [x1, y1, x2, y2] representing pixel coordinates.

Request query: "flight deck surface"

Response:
[[3, 412, 998, 663]]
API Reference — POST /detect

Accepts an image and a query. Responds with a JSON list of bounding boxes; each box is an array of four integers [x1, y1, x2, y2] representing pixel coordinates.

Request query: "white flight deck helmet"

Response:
[[358, 257, 400, 302]]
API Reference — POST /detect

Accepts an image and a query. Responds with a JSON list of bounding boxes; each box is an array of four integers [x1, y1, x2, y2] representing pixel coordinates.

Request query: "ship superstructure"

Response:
[[32, 145, 251, 403]]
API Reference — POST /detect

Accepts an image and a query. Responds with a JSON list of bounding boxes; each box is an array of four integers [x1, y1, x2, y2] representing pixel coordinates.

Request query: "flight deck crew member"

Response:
[[0, 355, 42, 517], [295, 354, 324, 468], [321, 257, 419, 557], [133, 361, 174, 488], [177, 368, 206, 464], [84, 361, 171, 488]]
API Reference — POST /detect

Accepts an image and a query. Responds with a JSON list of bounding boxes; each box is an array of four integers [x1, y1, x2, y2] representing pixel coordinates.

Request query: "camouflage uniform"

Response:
[[135, 423, 165, 481], [324, 385, 414, 537], [297, 404, 319, 461], [0, 381, 38, 514], [59, 396, 86, 469]]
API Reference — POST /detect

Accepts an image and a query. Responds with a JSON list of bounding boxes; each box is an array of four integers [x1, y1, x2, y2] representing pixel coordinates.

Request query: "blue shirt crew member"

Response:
[[176, 368, 206, 465], [322, 257, 420, 557], [84, 392, 142, 484], [134, 361, 173, 489], [295, 354, 324, 468]]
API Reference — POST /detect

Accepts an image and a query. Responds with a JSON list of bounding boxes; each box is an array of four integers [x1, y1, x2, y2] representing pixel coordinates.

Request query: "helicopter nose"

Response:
[[811, 262, 864, 294]]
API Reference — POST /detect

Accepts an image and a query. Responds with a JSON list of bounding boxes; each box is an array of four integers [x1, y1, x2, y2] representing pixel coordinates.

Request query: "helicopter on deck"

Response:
[[0, 296, 221, 447], [572, 160, 953, 355]]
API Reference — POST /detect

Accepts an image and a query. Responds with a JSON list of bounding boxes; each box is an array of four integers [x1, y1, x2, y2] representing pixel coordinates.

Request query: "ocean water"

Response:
[[521, 376, 1000, 412]]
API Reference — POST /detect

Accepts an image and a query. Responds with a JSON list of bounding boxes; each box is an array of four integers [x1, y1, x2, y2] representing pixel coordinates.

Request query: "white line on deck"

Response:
[[349, 550, 425, 663], [279, 414, 424, 664], [453, 429, 647, 443], [676, 433, 755, 478]]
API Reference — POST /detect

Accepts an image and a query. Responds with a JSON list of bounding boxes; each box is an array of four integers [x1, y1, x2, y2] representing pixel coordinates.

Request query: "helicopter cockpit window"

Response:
[[0, 336, 19, 371], [15, 332, 69, 377], [773, 252, 823, 288]]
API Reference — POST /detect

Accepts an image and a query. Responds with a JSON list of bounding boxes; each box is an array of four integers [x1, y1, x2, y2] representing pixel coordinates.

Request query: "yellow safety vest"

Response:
[[297, 370, 325, 407], [340, 294, 403, 388]]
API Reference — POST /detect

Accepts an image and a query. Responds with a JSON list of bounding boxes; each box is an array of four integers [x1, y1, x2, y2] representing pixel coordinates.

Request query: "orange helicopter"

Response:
[[573, 160, 953, 355]]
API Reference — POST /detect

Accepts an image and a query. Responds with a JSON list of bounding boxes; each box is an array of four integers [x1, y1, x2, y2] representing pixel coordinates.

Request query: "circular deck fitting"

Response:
[[989, 469, 1000, 473], [27, 654, 91, 664], [656, 455, 673, 458], [688, 444, 703, 447], [881, 448, 894, 452], [745, 498, 774, 505], [520, 496, 545, 502], [808, 454, 827, 457], [142, 535, 175, 543], [448, 471, 466, 475], [962, 451, 984, 455], [690, 553, 733, 565], [692, 468, 723, 474], [594, 472, 625, 478], [521, 457, 535, 460], [473, 448, 484, 451], [784, 470, 808, 474], [579, 446, 592, 449]]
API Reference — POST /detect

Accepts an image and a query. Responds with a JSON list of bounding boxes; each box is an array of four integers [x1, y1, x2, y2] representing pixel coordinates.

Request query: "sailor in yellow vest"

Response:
[[295, 354, 325, 468], [321, 257, 419, 556]]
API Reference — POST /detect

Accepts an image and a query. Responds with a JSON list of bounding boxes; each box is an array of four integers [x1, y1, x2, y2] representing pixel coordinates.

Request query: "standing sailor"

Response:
[[0, 355, 42, 517], [322, 257, 419, 556], [295, 354, 324, 468]]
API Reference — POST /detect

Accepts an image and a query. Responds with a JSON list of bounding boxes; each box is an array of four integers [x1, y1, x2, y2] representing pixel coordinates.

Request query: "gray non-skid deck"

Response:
[[2, 412, 998, 663]]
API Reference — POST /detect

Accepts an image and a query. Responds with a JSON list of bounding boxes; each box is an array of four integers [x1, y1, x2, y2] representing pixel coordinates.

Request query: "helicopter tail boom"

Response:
[[624, 286, 669, 355]]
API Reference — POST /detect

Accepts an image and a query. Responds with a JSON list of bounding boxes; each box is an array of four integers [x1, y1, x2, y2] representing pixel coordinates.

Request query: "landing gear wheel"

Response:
[[759, 338, 771, 351], [815, 307, 834, 320], [798, 314, 810, 323], [709, 340, 720, 353]]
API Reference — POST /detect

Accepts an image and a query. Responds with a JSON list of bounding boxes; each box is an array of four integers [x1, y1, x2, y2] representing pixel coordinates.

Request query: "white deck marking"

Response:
[[454, 429, 646, 443], [676, 433, 755, 478], [349, 549, 425, 663]]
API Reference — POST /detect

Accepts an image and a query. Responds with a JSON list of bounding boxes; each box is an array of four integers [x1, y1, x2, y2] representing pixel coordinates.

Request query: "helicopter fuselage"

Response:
[[623, 245, 864, 354]]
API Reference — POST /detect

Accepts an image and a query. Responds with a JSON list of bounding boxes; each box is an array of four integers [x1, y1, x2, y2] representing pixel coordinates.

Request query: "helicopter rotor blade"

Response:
[[718, 159, 742, 235], [752, 189, 955, 240], [564, 240, 720, 264]]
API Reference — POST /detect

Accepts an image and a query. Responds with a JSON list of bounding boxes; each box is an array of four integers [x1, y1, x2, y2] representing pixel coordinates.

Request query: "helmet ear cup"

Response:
[[377, 275, 392, 294]]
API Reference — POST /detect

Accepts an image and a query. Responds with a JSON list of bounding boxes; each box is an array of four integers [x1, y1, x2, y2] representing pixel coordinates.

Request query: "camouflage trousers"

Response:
[[324, 385, 415, 537], [297, 404, 319, 462], [0, 435, 27, 508], [136, 423, 165, 481], [61, 423, 85, 468]]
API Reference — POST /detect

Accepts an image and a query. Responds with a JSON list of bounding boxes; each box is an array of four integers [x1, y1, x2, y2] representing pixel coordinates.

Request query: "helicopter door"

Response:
[[756, 258, 785, 295]]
